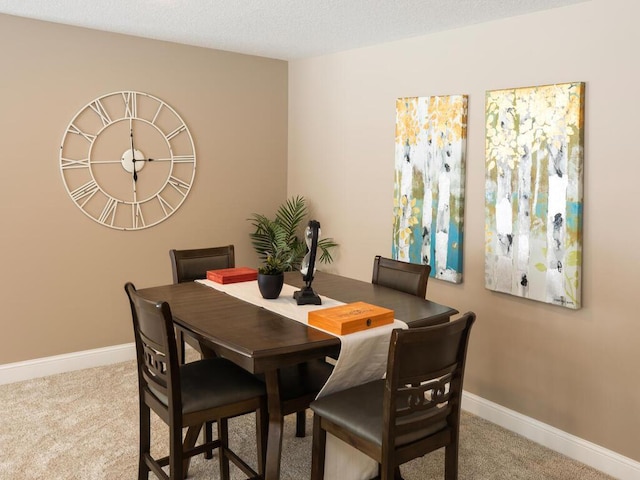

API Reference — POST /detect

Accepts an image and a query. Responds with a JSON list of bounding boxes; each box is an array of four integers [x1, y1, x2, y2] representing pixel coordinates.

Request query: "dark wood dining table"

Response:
[[138, 271, 458, 480]]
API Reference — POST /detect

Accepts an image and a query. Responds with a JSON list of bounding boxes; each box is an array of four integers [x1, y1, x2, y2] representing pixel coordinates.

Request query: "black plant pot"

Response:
[[257, 272, 284, 299]]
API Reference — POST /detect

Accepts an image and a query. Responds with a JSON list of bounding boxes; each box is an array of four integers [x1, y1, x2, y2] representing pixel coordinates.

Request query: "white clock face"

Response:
[[59, 91, 196, 230]]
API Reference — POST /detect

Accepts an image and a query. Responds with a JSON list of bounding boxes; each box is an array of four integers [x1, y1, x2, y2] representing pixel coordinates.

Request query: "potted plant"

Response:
[[252, 218, 297, 298], [248, 196, 338, 299]]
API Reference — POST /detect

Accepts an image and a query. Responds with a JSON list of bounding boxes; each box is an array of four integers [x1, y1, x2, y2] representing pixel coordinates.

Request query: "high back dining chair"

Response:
[[170, 245, 235, 363], [170, 245, 235, 284], [372, 255, 431, 298], [310, 312, 476, 480], [124, 282, 267, 480]]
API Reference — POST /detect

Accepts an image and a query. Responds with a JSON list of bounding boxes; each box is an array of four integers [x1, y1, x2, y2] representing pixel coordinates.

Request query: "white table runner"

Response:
[[196, 279, 406, 397], [196, 278, 407, 479]]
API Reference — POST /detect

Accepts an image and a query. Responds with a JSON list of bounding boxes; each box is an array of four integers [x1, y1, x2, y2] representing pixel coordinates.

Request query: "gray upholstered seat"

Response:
[[148, 357, 265, 415], [310, 379, 448, 448]]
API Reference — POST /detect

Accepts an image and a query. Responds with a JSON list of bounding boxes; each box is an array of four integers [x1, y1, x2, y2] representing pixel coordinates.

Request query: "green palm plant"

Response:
[[248, 196, 338, 275]]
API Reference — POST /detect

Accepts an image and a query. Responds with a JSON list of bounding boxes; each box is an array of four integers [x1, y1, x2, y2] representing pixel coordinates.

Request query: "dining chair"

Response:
[[372, 255, 431, 298], [170, 245, 235, 284], [309, 312, 476, 480], [170, 245, 235, 364], [124, 282, 268, 480]]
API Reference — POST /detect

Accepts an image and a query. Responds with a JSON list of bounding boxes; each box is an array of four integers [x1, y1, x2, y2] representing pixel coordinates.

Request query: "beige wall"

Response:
[[288, 0, 640, 463], [0, 15, 288, 362]]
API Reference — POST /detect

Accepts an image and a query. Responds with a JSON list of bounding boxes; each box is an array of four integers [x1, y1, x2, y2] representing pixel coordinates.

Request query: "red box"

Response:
[[206, 267, 258, 284]]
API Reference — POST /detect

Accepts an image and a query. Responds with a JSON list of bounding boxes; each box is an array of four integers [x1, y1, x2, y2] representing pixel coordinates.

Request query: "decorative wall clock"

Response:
[[59, 91, 196, 230]]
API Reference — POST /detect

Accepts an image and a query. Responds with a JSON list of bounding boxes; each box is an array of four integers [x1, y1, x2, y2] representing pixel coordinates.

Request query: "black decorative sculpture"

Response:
[[293, 220, 322, 305]]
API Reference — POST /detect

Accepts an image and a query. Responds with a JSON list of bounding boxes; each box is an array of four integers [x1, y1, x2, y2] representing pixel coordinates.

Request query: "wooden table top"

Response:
[[138, 271, 458, 373]]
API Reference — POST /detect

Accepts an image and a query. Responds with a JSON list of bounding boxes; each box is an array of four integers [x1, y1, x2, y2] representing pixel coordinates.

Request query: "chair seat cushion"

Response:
[[179, 358, 265, 414], [310, 379, 448, 447]]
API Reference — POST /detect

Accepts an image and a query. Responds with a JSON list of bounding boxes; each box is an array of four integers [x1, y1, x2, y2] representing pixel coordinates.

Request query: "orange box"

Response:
[[308, 302, 394, 335], [207, 267, 258, 284]]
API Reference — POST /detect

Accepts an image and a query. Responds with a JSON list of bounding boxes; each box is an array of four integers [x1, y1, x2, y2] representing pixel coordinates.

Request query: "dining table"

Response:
[[138, 270, 458, 480]]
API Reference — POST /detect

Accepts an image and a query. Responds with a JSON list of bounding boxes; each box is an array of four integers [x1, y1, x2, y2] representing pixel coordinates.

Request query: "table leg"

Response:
[[264, 369, 284, 480]]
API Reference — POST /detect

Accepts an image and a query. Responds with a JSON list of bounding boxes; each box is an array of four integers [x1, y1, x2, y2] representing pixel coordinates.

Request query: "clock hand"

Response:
[[130, 127, 138, 182]]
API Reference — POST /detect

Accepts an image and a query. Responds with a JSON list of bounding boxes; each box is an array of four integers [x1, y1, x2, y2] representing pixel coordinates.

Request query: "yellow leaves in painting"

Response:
[[425, 96, 467, 148], [485, 83, 584, 171], [392, 195, 420, 245], [395, 98, 420, 146], [395, 95, 467, 153], [566, 249, 581, 267], [400, 196, 420, 228], [485, 83, 584, 188], [398, 227, 413, 242]]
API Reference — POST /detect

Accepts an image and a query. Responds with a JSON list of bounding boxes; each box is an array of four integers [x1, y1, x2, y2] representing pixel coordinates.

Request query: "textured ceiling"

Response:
[[0, 0, 587, 60]]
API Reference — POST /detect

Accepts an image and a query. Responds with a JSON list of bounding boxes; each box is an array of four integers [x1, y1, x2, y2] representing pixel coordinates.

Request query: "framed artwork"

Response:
[[485, 82, 585, 309], [393, 95, 468, 284]]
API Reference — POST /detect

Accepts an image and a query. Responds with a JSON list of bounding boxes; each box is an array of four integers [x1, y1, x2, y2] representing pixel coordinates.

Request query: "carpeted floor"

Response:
[[0, 358, 615, 480]]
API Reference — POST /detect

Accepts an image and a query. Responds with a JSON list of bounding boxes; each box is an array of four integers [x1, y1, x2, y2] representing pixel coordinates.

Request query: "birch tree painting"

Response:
[[485, 82, 584, 309], [393, 95, 468, 284]]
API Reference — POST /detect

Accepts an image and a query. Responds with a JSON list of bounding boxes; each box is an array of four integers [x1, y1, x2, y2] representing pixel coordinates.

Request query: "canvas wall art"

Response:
[[485, 82, 584, 309], [393, 95, 468, 284]]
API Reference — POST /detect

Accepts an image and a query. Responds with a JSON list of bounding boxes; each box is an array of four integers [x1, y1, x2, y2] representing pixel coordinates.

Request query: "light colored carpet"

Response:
[[0, 358, 614, 480]]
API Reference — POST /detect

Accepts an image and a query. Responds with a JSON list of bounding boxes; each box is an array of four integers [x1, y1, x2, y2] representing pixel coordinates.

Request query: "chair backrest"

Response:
[[383, 312, 475, 451], [372, 255, 431, 298], [124, 282, 181, 412], [170, 245, 235, 284]]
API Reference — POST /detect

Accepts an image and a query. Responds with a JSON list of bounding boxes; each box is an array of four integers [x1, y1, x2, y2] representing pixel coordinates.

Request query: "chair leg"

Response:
[[204, 421, 214, 459], [218, 418, 230, 480], [138, 403, 151, 480], [295, 410, 306, 437], [169, 420, 184, 480], [444, 444, 458, 480], [380, 460, 396, 480], [310, 415, 326, 480]]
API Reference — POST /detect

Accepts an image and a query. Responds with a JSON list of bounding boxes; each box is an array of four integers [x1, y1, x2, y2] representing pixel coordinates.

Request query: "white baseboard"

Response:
[[0, 343, 136, 385], [462, 390, 640, 480], [2, 346, 638, 479]]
